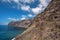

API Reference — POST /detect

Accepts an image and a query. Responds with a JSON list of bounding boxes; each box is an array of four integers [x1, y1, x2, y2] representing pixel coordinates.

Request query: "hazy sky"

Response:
[[0, 0, 51, 25]]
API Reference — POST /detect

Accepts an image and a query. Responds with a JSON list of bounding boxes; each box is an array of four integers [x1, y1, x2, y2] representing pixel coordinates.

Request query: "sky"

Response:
[[0, 0, 51, 25]]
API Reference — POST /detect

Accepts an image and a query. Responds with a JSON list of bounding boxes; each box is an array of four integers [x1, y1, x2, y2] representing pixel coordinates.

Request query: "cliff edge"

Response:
[[13, 0, 60, 40], [8, 19, 32, 28]]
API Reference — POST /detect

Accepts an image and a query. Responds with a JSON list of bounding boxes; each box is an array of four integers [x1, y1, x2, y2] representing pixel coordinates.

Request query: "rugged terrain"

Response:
[[13, 0, 60, 40], [8, 19, 32, 28]]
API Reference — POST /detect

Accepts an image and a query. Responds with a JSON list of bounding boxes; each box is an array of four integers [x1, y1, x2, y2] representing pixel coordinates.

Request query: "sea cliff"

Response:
[[8, 19, 33, 28], [13, 0, 60, 40]]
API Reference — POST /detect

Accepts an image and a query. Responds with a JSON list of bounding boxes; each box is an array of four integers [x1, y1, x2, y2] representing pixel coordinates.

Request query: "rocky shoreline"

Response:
[[12, 0, 60, 40]]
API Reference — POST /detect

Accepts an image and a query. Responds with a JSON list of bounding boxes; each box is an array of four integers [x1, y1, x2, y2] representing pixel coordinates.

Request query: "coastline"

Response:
[[12, 0, 60, 40]]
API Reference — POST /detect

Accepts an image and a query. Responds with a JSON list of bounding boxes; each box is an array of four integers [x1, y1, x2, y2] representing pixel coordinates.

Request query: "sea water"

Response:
[[0, 25, 26, 40]]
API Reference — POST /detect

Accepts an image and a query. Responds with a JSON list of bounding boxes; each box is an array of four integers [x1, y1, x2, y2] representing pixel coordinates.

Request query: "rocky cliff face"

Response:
[[8, 20, 32, 28], [13, 0, 60, 40]]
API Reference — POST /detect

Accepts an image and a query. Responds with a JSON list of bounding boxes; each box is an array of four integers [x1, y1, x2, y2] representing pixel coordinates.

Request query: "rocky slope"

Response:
[[8, 19, 32, 28], [13, 0, 60, 40]]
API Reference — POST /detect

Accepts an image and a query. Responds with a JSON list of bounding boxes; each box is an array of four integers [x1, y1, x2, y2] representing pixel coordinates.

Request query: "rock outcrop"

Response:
[[13, 0, 60, 40], [8, 20, 32, 28]]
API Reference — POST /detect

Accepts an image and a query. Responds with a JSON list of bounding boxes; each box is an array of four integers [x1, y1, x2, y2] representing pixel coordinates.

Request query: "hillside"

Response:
[[13, 0, 60, 40], [8, 19, 32, 28]]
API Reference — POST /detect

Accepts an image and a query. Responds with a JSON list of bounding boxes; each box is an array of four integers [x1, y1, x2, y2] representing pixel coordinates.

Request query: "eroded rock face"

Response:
[[14, 0, 60, 40], [8, 20, 32, 28]]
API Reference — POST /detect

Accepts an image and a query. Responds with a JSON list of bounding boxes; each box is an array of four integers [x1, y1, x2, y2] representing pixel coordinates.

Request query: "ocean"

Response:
[[0, 25, 26, 40]]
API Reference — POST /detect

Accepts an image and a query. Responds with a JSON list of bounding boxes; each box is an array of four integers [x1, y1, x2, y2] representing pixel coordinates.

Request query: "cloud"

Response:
[[28, 14, 33, 17], [21, 15, 27, 18], [2, 0, 11, 3], [31, 4, 43, 14], [20, 0, 51, 15], [31, 0, 51, 14], [39, 0, 51, 7], [20, 15, 27, 20], [39, 0, 47, 7], [8, 17, 19, 21], [20, 17, 26, 20], [13, 0, 19, 3], [20, 0, 35, 4], [21, 5, 30, 11], [1, 0, 51, 15], [2, 0, 19, 3]]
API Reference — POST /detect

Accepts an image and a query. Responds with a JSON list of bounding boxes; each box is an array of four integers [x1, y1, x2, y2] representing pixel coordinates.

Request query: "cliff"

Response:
[[8, 19, 32, 28], [13, 0, 60, 40]]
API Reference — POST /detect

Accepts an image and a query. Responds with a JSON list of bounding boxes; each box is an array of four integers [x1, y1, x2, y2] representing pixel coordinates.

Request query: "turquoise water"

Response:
[[0, 25, 26, 40]]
